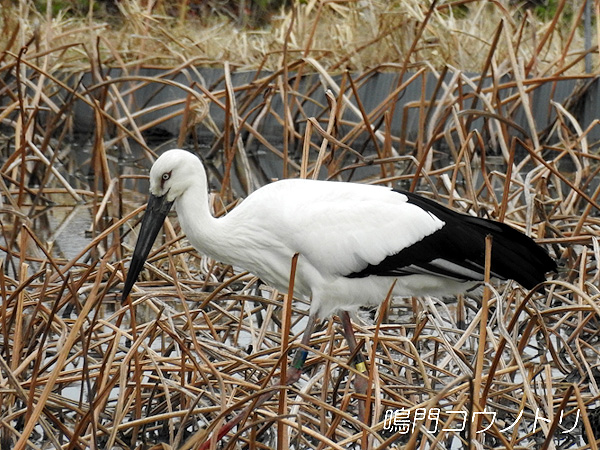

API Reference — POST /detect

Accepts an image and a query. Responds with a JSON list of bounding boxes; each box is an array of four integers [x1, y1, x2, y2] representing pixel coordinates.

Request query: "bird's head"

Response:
[[149, 148, 206, 202], [122, 149, 204, 302]]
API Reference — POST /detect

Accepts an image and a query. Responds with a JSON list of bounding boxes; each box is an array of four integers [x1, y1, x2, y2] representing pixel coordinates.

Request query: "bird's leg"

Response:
[[339, 310, 369, 423], [285, 313, 318, 384]]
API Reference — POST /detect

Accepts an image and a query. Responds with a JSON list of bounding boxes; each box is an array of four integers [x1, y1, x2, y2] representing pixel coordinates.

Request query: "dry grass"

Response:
[[0, 0, 599, 449], [0, 0, 596, 73]]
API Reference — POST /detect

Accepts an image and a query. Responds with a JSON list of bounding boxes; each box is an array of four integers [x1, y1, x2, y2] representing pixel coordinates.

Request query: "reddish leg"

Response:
[[284, 313, 318, 384], [339, 310, 369, 423]]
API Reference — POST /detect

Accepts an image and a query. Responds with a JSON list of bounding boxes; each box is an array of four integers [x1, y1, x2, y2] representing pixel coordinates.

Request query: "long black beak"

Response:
[[122, 194, 174, 302]]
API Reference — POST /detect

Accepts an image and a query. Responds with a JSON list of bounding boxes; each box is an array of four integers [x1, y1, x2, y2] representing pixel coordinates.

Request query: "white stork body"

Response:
[[176, 176, 469, 317]]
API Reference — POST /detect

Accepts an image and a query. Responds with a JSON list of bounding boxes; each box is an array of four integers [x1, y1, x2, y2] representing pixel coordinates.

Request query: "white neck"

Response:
[[174, 181, 237, 266]]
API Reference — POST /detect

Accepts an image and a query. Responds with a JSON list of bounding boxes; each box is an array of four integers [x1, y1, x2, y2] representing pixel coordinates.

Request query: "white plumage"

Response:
[[172, 171, 471, 316]]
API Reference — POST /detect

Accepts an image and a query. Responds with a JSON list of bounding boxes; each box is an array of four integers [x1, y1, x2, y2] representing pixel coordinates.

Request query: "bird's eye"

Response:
[[162, 173, 170, 181]]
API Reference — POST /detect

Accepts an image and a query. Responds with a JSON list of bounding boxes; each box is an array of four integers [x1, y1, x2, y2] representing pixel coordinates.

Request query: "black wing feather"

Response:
[[346, 190, 556, 290]]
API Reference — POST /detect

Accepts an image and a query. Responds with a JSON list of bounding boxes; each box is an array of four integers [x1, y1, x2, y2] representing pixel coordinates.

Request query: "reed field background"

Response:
[[0, 0, 599, 449]]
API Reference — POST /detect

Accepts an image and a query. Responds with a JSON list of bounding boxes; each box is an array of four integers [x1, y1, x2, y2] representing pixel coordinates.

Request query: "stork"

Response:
[[121, 148, 555, 435]]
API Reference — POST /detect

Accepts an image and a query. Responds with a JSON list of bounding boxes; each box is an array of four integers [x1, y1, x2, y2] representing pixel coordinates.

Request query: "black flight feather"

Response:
[[345, 190, 556, 290]]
